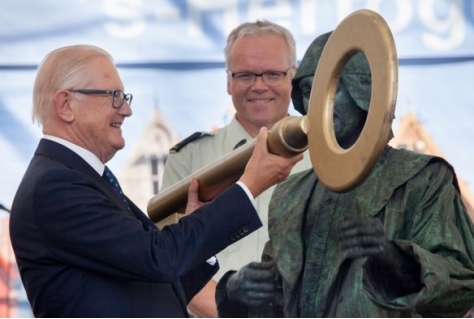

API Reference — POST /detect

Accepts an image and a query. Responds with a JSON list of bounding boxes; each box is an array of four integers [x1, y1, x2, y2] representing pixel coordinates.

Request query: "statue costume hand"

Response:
[[341, 217, 423, 297], [226, 261, 277, 307], [341, 217, 386, 259]]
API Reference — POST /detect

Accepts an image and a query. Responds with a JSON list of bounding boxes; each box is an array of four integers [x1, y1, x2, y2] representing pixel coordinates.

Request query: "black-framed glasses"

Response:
[[228, 68, 291, 86], [69, 89, 133, 109]]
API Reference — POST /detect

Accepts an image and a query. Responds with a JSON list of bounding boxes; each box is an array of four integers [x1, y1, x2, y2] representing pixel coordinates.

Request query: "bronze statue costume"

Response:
[[263, 148, 474, 317], [216, 32, 474, 317]]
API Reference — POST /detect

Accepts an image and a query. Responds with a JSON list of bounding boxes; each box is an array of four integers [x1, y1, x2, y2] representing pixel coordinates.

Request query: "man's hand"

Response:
[[184, 178, 206, 215], [464, 307, 474, 318], [239, 127, 303, 198], [341, 217, 385, 259], [226, 261, 276, 307]]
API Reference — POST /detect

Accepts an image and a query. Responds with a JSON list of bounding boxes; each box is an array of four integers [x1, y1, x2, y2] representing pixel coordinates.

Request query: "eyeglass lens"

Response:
[[113, 91, 132, 108], [233, 71, 287, 86]]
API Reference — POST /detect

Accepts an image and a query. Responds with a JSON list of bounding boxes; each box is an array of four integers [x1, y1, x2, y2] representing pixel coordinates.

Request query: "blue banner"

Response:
[[3, 0, 474, 66]]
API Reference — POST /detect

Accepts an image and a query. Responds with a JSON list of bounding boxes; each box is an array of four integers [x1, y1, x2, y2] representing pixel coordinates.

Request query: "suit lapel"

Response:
[[36, 139, 133, 216]]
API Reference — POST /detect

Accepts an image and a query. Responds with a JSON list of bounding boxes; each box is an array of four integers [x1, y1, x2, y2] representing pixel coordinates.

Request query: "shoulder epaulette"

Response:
[[169, 131, 214, 153], [233, 139, 247, 150]]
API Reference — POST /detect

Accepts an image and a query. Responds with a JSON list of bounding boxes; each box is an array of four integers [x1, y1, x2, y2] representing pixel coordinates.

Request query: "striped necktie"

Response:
[[103, 166, 131, 211]]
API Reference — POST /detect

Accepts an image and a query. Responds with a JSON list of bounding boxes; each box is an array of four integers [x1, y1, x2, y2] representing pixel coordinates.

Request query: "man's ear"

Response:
[[54, 90, 75, 123], [226, 76, 232, 95]]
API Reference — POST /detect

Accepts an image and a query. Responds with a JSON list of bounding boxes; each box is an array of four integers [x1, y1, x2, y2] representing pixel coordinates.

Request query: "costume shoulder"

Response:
[[355, 146, 456, 215], [169, 131, 214, 154], [271, 168, 316, 215], [383, 146, 454, 180]]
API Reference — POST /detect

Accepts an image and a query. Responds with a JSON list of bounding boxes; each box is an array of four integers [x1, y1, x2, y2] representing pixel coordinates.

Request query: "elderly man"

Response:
[[9, 44, 302, 317], [160, 20, 311, 317], [216, 31, 474, 317]]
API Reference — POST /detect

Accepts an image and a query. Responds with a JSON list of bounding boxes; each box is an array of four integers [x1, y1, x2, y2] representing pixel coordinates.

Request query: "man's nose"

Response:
[[251, 75, 268, 90], [120, 100, 133, 117]]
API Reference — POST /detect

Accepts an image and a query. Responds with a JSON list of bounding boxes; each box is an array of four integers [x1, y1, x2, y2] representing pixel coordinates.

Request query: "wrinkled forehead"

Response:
[[85, 56, 124, 88]]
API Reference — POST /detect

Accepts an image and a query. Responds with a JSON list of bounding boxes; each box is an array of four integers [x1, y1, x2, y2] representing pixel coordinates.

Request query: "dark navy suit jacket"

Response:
[[10, 139, 262, 317]]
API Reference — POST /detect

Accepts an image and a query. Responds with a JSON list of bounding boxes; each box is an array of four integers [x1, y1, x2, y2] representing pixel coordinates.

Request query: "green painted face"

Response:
[[293, 31, 394, 146], [291, 31, 372, 116], [297, 75, 367, 149]]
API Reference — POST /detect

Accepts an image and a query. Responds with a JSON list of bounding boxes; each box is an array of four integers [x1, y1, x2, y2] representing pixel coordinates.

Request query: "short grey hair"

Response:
[[32, 45, 114, 127], [224, 20, 297, 70]]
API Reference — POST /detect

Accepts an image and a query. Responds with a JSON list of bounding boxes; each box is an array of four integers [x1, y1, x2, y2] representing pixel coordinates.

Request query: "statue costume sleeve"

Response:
[[255, 146, 474, 317]]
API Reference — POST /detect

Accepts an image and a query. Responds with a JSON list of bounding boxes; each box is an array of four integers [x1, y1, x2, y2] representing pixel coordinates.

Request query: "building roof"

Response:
[[119, 109, 180, 213], [390, 110, 474, 219]]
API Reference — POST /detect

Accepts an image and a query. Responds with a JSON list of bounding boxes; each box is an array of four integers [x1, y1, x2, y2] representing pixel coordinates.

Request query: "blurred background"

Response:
[[1, 0, 473, 316]]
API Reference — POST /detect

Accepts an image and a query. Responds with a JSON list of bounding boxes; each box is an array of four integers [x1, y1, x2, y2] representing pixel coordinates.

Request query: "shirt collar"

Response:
[[43, 135, 105, 176]]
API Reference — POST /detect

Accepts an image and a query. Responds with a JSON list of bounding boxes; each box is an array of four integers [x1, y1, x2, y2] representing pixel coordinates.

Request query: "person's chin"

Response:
[[111, 138, 126, 150]]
